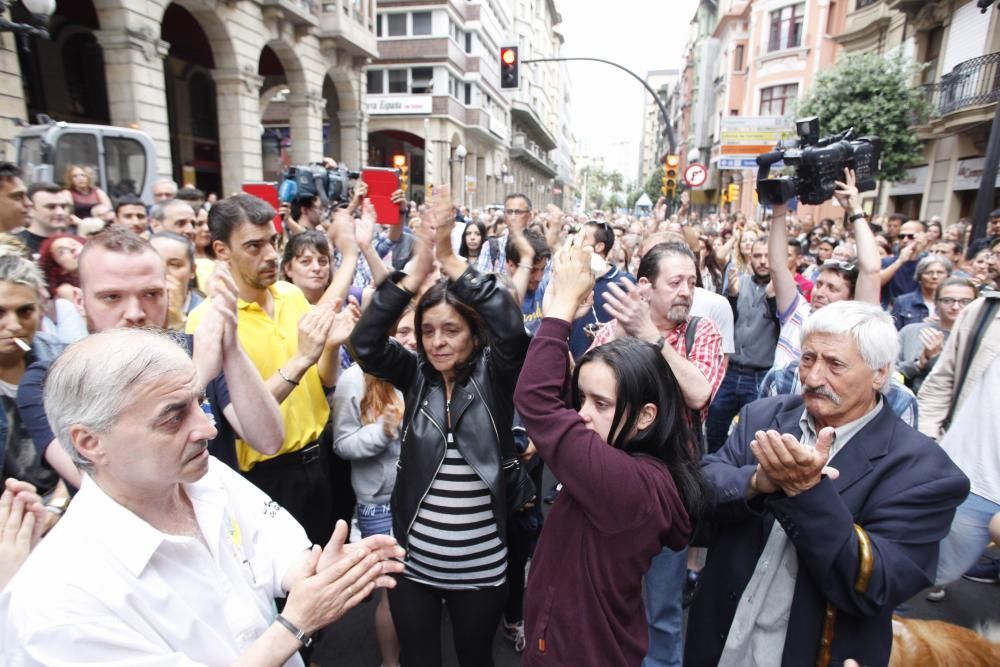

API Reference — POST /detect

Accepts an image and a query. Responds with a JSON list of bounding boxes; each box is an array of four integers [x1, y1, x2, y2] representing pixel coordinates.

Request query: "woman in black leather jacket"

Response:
[[348, 194, 530, 667]]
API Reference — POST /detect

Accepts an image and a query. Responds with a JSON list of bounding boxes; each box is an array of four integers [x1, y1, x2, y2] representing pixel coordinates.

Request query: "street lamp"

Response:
[[0, 0, 55, 37]]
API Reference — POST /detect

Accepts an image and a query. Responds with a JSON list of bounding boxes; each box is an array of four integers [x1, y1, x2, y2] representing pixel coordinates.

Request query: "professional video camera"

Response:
[[755, 117, 881, 206], [278, 163, 360, 207]]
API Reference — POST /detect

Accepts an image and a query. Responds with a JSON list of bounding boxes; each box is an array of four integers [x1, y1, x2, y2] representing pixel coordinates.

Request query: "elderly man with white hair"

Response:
[[685, 301, 969, 667], [0, 328, 405, 666]]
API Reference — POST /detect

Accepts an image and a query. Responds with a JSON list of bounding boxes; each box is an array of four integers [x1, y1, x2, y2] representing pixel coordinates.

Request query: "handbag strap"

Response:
[[943, 296, 1000, 429]]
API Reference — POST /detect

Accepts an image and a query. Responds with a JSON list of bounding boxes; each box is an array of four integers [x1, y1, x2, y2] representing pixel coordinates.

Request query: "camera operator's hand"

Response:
[[833, 168, 862, 215]]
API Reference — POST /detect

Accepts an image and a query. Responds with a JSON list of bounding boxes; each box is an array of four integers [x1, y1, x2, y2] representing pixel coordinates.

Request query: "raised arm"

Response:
[[768, 203, 799, 315], [319, 209, 360, 306], [356, 198, 389, 288], [834, 169, 880, 304], [515, 245, 682, 534], [429, 185, 529, 370]]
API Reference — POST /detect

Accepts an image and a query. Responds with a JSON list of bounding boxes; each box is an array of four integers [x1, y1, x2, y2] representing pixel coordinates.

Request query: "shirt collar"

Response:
[[76, 466, 227, 577], [798, 395, 884, 460], [237, 284, 279, 312]]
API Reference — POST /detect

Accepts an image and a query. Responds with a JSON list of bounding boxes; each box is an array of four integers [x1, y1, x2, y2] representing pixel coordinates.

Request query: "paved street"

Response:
[[314, 467, 1000, 666]]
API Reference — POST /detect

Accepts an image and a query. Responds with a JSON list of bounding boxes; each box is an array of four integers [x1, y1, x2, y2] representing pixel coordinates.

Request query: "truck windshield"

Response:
[[103, 136, 147, 200], [17, 137, 44, 184], [54, 133, 99, 188]]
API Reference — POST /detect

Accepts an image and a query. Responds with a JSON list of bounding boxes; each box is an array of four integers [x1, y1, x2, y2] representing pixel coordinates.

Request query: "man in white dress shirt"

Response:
[[0, 328, 404, 666]]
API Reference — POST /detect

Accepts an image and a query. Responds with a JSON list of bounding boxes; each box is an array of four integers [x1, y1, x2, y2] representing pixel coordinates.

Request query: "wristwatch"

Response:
[[847, 212, 867, 223]]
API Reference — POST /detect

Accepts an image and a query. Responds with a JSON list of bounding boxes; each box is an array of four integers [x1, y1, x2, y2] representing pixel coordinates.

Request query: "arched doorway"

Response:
[[259, 45, 292, 182], [16, 0, 109, 125], [323, 75, 341, 163], [162, 3, 221, 195], [368, 130, 425, 203]]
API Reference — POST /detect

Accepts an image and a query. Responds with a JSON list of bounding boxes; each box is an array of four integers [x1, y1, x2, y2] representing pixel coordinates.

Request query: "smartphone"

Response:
[[360, 167, 401, 226]]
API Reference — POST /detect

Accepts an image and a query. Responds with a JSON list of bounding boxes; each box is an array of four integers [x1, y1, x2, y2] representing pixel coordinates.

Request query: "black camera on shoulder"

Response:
[[278, 163, 361, 206], [755, 117, 881, 206]]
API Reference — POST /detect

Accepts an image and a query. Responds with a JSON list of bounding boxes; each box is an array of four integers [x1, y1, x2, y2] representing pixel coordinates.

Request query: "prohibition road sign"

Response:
[[684, 163, 708, 188]]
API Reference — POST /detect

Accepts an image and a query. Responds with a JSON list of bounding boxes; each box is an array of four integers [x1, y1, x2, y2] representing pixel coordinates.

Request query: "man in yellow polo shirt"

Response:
[[187, 194, 359, 544]]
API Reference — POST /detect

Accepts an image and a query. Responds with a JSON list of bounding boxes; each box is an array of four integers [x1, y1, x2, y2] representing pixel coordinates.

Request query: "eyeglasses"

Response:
[[937, 297, 974, 307], [821, 259, 858, 274], [899, 233, 917, 240], [504, 208, 530, 216]]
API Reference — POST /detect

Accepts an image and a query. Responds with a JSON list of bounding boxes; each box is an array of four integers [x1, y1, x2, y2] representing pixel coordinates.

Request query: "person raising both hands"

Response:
[[513, 238, 707, 666]]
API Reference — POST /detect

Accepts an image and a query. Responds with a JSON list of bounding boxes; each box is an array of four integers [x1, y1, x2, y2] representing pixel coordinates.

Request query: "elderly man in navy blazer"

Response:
[[685, 300, 969, 667]]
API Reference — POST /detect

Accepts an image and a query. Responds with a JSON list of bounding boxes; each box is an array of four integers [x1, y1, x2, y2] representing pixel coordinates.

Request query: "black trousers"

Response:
[[243, 425, 335, 546], [388, 575, 507, 667]]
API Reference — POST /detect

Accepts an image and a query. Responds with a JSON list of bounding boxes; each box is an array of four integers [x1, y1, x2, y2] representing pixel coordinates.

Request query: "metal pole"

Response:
[[969, 99, 1000, 249], [522, 57, 677, 154]]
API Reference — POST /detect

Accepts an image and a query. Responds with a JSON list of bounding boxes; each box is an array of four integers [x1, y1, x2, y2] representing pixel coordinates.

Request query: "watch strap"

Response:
[[847, 212, 867, 223], [276, 614, 313, 647]]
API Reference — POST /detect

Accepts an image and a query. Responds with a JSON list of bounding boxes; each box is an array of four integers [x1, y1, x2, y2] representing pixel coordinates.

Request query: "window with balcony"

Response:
[[411, 67, 434, 94], [386, 13, 406, 37], [367, 70, 383, 94], [734, 44, 745, 71], [855, 0, 879, 9], [388, 70, 408, 93], [759, 84, 798, 115], [368, 68, 438, 95], [412, 11, 432, 36], [768, 3, 804, 52], [921, 26, 945, 85]]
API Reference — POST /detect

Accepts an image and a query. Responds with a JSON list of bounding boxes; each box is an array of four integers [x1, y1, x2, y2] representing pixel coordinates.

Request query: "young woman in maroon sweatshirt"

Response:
[[514, 242, 707, 666]]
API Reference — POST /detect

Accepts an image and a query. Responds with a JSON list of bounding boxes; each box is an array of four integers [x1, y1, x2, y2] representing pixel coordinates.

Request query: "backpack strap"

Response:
[[683, 316, 706, 455], [943, 296, 1000, 429]]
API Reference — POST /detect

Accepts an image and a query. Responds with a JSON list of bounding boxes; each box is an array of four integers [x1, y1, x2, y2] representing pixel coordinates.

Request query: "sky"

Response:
[[558, 0, 700, 185]]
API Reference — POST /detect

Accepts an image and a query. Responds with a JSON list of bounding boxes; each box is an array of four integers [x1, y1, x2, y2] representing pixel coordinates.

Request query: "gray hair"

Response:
[[149, 198, 193, 223], [915, 255, 952, 281], [0, 253, 46, 298], [43, 328, 191, 475], [800, 301, 898, 392]]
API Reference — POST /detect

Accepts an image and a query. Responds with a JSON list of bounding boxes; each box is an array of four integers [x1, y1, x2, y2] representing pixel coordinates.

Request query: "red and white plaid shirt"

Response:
[[589, 317, 726, 423]]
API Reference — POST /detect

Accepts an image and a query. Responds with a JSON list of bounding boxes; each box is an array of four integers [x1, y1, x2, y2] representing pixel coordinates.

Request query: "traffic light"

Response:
[[500, 46, 519, 89], [728, 183, 741, 205], [664, 154, 679, 200], [392, 154, 408, 193]]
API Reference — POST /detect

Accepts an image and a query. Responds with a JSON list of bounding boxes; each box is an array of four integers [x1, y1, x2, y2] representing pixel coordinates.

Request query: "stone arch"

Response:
[[149, 0, 239, 74]]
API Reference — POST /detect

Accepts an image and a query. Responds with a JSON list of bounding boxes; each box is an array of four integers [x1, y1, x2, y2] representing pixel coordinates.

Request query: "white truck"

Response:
[[13, 115, 158, 204]]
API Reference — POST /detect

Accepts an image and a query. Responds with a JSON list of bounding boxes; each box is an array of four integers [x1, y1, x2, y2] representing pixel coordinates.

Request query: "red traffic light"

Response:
[[500, 46, 519, 89]]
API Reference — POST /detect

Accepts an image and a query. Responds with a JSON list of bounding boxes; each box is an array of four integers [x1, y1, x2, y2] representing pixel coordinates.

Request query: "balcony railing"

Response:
[[923, 52, 1000, 117]]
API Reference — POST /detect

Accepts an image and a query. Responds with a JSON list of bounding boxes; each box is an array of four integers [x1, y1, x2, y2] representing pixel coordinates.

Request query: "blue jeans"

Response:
[[706, 364, 770, 453], [935, 492, 1000, 585], [642, 546, 687, 667], [356, 502, 393, 538]]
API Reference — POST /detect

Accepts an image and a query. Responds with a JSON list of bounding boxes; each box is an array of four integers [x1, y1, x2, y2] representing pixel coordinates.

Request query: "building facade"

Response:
[[3, 0, 377, 197], [636, 68, 679, 187], [364, 0, 571, 210], [838, 0, 1000, 225]]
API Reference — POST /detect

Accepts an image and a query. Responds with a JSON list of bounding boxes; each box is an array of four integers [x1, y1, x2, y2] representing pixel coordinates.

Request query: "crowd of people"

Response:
[[0, 157, 997, 667]]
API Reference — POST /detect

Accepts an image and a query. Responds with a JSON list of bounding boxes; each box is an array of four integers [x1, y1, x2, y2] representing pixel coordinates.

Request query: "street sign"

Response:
[[719, 116, 794, 162], [718, 157, 783, 170], [684, 163, 707, 188]]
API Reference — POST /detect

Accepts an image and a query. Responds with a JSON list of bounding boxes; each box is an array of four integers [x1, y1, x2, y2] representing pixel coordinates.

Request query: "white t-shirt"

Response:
[[692, 287, 735, 355], [940, 354, 1000, 504], [1, 458, 311, 666]]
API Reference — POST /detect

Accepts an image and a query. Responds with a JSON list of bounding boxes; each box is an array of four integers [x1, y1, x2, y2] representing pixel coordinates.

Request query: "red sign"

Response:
[[241, 182, 283, 233], [684, 163, 708, 188]]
